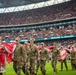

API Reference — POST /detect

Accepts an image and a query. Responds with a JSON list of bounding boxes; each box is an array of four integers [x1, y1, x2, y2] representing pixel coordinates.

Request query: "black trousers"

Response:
[[61, 58, 68, 70]]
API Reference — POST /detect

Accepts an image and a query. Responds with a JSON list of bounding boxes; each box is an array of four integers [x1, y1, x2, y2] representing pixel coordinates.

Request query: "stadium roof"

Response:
[[0, 0, 50, 8], [0, 0, 70, 13]]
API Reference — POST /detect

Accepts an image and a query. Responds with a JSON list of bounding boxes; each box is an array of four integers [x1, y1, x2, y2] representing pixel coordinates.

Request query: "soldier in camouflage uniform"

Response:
[[36, 58, 40, 74], [51, 43, 60, 74], [22, 42, 31, 75], [13, 37, 27, 75], [39, 42, 48, 75], [29, 38, 38, 75], [35, 48, 41, 74], [70, 46, 76, 70]]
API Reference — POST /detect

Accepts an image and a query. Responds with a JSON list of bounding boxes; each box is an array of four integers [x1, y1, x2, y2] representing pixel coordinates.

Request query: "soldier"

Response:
[[70, 46, 76, 70], [60, 46, 68, 71], [29, 38, 38, 75], [36, 58, 40, 74], [51, 42, 60, 74], [39, 42, 48, 75], [22, 42, 31, 75], [13, 37, 27, 75]]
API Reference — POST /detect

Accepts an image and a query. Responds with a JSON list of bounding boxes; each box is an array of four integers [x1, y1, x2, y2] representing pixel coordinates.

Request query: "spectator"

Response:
[[0, 1, 76, 25]]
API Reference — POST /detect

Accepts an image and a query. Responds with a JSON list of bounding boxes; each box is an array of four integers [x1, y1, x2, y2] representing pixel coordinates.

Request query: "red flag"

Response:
[[59, 49, 67, 62], [65, 48, 72, 53], [0, 44, 6, 66], [5, 42, 16, 63], [37, 46, 54, 53], [37, 46, 41, 51], [46, 46, 54, 53]]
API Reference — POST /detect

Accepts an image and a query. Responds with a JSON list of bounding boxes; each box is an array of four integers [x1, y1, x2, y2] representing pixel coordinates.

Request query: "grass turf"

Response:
[[5, 61, 76, 75]]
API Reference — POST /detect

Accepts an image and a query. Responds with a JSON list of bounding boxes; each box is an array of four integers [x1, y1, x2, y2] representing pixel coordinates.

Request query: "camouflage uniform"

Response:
[[30, 44, 38, 75], [40, 47, 48, 75], [51, 47, 60, 73], [13, 44, 27, 75], [35, 49, 40, 74], [22, 47, 31, 75], [36, 59, 40, 73], [70, 48, 76, 70]]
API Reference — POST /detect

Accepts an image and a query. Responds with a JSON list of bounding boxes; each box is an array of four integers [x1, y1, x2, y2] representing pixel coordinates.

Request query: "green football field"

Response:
[[5, 61, 76, 75]]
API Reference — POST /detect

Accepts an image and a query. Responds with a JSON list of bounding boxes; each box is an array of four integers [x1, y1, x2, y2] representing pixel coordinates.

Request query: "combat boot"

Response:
[[42, 72, 45, 75], [42, 70, 46, 75], [26, 74, 29, 75], [56, 69, 57, 74], [53, 69, 57, 74], [26, 72, 29, 75], [33, 72, 37, 75], [66, 68, 68, 71], [30, 73, 33, 75], [43, 72, 46, 75], [0, 73, 3, 75]]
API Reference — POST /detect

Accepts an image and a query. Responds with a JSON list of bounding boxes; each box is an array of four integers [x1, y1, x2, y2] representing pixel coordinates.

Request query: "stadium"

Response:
[[0, 0, 76, 75]]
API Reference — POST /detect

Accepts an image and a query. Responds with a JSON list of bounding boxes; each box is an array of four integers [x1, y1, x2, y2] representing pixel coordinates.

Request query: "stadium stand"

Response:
[[0, 23, 76, 40], [0, 1, 76, 25], [0, 0, 76, 46]]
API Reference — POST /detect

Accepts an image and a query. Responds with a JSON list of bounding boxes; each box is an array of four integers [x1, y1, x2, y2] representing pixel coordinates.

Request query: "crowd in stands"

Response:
[[0, 1, 76, 25], [0, 24, 76, 40], [37, 39, 76, 48]]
